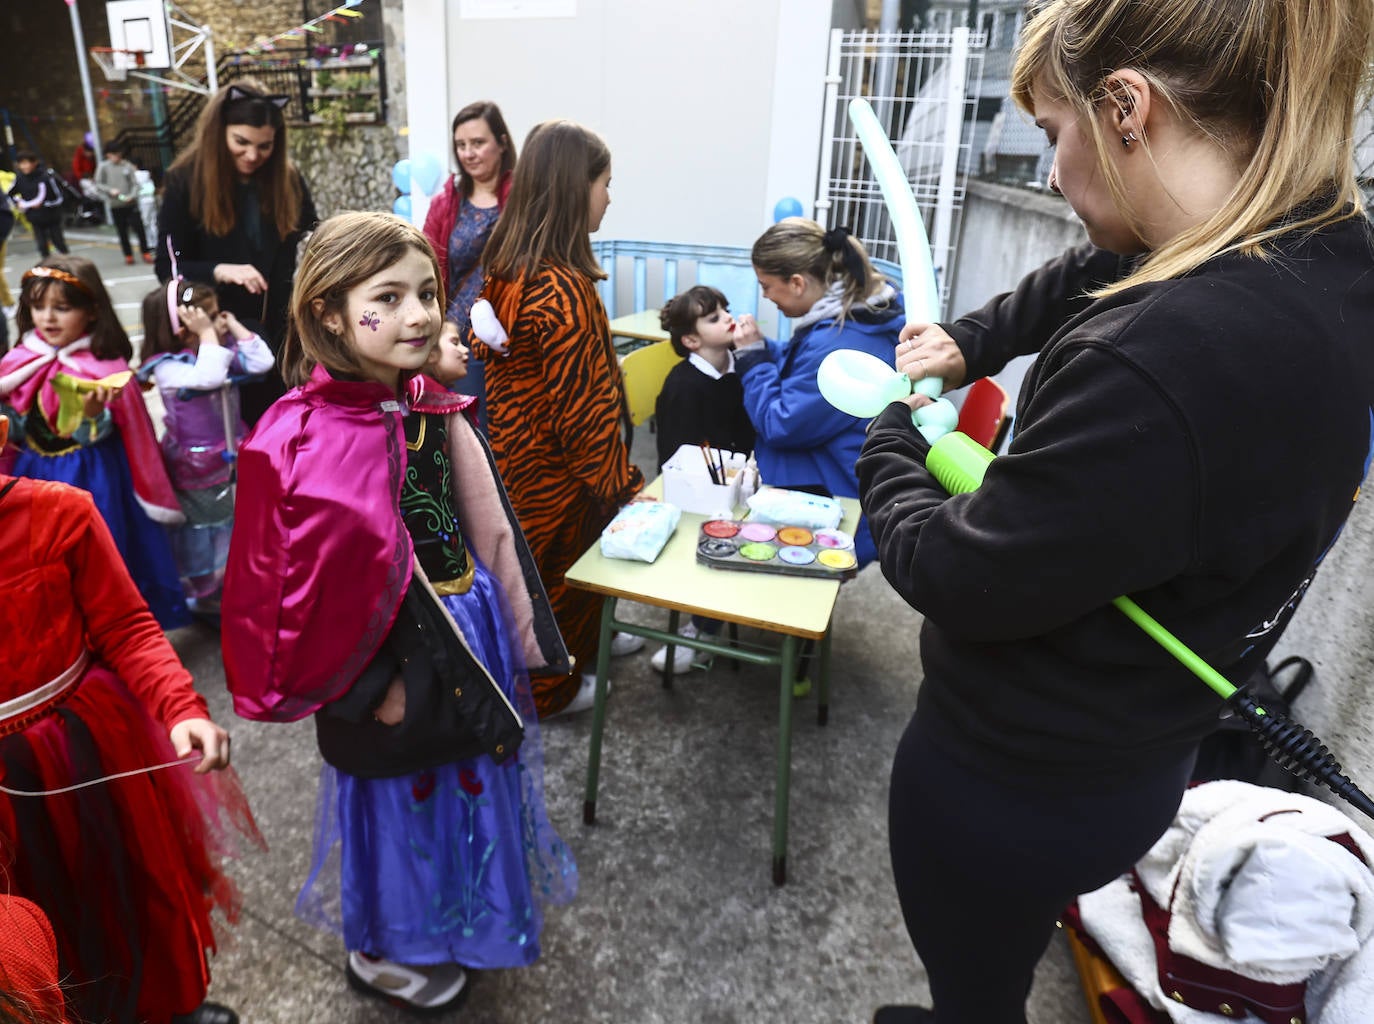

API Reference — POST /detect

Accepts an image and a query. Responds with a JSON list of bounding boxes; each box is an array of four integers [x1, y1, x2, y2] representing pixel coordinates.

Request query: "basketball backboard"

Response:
[[106, 0, 172, 71]]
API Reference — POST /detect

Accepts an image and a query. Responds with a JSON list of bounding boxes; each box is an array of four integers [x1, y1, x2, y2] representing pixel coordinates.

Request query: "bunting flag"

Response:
[[234, 0, 372, 56]]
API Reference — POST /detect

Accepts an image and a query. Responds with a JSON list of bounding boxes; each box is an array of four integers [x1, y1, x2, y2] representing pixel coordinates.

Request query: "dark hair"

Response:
[[169, 77, 302, 239], [102, 141, 124, 157], [17, 256, 131, 361], [451, 101, 516, 199], [140, 280, 218, 362], [660, 285, 729, 357], [14, 151, 37, 164], [483, 120, 610, 282]]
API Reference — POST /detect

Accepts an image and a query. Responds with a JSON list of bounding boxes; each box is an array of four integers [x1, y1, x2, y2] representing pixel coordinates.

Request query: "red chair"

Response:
[[956, 377, 1011, 451]]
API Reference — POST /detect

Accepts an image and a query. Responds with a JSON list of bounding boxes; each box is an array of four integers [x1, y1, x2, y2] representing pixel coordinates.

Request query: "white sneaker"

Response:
[[346, 951, 467, 1011], [650, 621, 715, 674], [609, 631, 645, 656], [547, 673, 610, 719]]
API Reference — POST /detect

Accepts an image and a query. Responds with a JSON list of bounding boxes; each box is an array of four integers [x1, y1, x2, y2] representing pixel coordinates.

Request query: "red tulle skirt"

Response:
[[0, 665, 261, 1024]]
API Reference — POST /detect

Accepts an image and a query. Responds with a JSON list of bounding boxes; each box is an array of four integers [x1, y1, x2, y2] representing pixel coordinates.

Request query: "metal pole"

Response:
[[66, 0, 104, 165], [967, 0, 980, 31], [202, 20, 218, 93], [930, 26, 969, 318]]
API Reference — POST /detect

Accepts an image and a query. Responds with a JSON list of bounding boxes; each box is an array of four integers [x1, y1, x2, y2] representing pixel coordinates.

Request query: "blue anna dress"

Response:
[[296, 405, 576, 967]]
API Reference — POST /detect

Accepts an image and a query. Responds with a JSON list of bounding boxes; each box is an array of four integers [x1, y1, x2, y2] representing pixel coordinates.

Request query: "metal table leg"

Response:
[[817, 626, 833, 726], [583, 596, 618, 826], [772, 634, 799, 886]]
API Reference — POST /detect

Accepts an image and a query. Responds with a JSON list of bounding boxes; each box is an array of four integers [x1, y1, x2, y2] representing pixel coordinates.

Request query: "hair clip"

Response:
[[23, 265, 93, 298], [181, 285, 196, 304], [226, 84, 291, 110]]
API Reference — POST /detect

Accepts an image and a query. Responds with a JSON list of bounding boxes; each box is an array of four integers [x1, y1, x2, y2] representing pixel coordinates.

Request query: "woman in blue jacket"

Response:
[[733, 218, 903, 567]]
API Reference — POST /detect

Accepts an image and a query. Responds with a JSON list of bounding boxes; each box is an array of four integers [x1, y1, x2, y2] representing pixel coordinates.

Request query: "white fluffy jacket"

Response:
[[1078, 780, 1374, 1023]]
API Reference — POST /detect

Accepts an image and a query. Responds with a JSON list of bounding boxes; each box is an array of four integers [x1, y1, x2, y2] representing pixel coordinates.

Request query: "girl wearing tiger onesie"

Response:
[[471, 120, 643, 718]]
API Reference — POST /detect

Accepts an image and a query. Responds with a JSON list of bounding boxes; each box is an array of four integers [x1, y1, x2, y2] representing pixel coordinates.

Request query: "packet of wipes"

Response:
[[599, 500, 682, 562], [745, 487, 843, 530]]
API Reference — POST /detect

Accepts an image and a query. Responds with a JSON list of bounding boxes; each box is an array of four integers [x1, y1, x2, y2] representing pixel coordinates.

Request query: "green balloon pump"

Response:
[[927, 431, 1374, 820]]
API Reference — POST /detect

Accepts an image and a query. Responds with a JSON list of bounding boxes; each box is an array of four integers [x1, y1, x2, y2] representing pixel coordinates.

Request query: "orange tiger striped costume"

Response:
[[472, 264, 644, 716]]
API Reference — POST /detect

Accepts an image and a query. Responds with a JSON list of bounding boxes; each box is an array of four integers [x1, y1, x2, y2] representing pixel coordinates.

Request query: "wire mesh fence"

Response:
[[818, 29, 986, 317]]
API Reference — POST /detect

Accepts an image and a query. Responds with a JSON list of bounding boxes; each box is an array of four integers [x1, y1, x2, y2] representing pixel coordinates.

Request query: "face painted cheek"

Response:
[[358, 311, 381, 332]]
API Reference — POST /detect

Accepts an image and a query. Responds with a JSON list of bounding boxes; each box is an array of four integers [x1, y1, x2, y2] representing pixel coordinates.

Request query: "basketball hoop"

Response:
[[90, 46, 146, 82]]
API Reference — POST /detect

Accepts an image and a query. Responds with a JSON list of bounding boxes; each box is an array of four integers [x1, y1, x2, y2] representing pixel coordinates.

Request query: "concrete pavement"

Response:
[[2, 221, 1092, 1024]]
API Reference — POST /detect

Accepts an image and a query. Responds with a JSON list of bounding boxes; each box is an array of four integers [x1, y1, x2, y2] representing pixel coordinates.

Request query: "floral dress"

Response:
[[294, 405, 576, 967]]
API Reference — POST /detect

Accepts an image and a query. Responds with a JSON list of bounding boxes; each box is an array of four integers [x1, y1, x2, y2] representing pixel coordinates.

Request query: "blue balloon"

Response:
[[391, 158, 412, 194], [412, 153, 444, 196], [773, 196, 804, 222], [393, 195, 413, 220]]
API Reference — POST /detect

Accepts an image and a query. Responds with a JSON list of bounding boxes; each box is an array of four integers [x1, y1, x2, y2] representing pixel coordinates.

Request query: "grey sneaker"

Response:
[[346, 951, 468, 1013]]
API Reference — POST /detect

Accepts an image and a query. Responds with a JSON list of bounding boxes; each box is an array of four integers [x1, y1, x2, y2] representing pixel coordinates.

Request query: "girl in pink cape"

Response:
[[221, 211, 575, 1013], [0, 255, 189, 628]]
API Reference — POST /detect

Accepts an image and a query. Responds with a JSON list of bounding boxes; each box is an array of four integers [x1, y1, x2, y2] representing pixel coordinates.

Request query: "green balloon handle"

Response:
[[926, 431, 1235, 700], [924, 432, 1374, 819]]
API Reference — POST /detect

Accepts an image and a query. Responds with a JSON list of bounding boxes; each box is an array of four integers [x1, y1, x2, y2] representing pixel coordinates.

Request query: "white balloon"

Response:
[[817, 349, 912, 418]]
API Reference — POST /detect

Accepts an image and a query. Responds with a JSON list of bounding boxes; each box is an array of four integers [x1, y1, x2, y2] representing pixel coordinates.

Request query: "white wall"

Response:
[[425, 0, 832, 249]]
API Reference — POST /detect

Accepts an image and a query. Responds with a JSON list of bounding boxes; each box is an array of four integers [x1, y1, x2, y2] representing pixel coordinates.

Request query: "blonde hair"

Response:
[[280, 212, 443, 388], [1011, 0, 1374, 295], [751, 218, 887, 323]]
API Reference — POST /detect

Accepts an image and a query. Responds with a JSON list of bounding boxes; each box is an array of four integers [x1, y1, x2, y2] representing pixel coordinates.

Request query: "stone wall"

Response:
[[289, 124, 400, 220]]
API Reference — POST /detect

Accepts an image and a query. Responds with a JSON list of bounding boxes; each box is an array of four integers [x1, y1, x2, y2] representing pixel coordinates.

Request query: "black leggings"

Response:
[[111, 206, 150, 257], [32, 219, 68, 257], [888, 712, 1195, 1024]]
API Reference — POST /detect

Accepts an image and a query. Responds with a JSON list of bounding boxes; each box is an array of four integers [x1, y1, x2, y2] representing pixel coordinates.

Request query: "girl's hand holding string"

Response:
[[169, 717, 232, 773], [213, 262, 269, 294]]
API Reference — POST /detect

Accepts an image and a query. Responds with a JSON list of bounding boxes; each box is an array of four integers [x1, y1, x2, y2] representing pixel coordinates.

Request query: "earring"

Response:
[[1121, 131, 1138, 148]]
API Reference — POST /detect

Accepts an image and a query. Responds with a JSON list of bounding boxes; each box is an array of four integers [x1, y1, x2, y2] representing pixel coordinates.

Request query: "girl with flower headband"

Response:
[[0, 254, 190, 628], [156, 77, 318, 424], [138, 278, 275, 615], [730, 217, 904, 569]]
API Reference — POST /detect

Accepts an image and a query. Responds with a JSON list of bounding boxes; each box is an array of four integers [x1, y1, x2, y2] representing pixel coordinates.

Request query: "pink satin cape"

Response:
[[221, 365, 412, 722], [0, 332, 183, 524]]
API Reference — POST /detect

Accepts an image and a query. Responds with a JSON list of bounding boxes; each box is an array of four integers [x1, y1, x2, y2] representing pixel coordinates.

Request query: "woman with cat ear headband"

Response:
[[155, 78, 318, 424]]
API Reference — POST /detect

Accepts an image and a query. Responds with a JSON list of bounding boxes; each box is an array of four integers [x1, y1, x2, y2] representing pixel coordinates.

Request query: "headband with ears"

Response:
[[226, 84, 291, 111]]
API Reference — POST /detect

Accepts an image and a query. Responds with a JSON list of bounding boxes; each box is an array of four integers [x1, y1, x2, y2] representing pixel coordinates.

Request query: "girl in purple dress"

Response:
[[221, 212, 575, 1013]]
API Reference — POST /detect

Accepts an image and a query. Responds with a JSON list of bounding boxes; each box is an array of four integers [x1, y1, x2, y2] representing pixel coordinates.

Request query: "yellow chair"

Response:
[[620, 340, 681, 428]]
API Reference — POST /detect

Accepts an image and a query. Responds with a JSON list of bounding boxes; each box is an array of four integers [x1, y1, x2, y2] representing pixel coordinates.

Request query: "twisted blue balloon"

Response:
[[816, 99, 951, 440]]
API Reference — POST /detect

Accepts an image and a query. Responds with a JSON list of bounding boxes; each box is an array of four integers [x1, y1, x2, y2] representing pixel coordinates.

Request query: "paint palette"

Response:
[[695, 520, 859, 580]]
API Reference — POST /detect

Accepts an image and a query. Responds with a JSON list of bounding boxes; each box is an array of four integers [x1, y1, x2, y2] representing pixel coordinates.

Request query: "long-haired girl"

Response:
[[222, 212, 576, 1012], [139, 280, 274, 611], [155, 77, 318, 423], [472, 119, 645, 717], [0, 255, 189, 628]]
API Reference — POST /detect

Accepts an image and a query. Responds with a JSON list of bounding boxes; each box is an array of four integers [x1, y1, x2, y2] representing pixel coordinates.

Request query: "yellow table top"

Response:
[[608, 308, 669, 344], [565, 479, 861, 640]]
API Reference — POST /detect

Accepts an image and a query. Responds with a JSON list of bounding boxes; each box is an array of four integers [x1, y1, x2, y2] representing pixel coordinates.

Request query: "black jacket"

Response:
[[654, 357, 756, 470], [858, 216, 1374, 783]]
